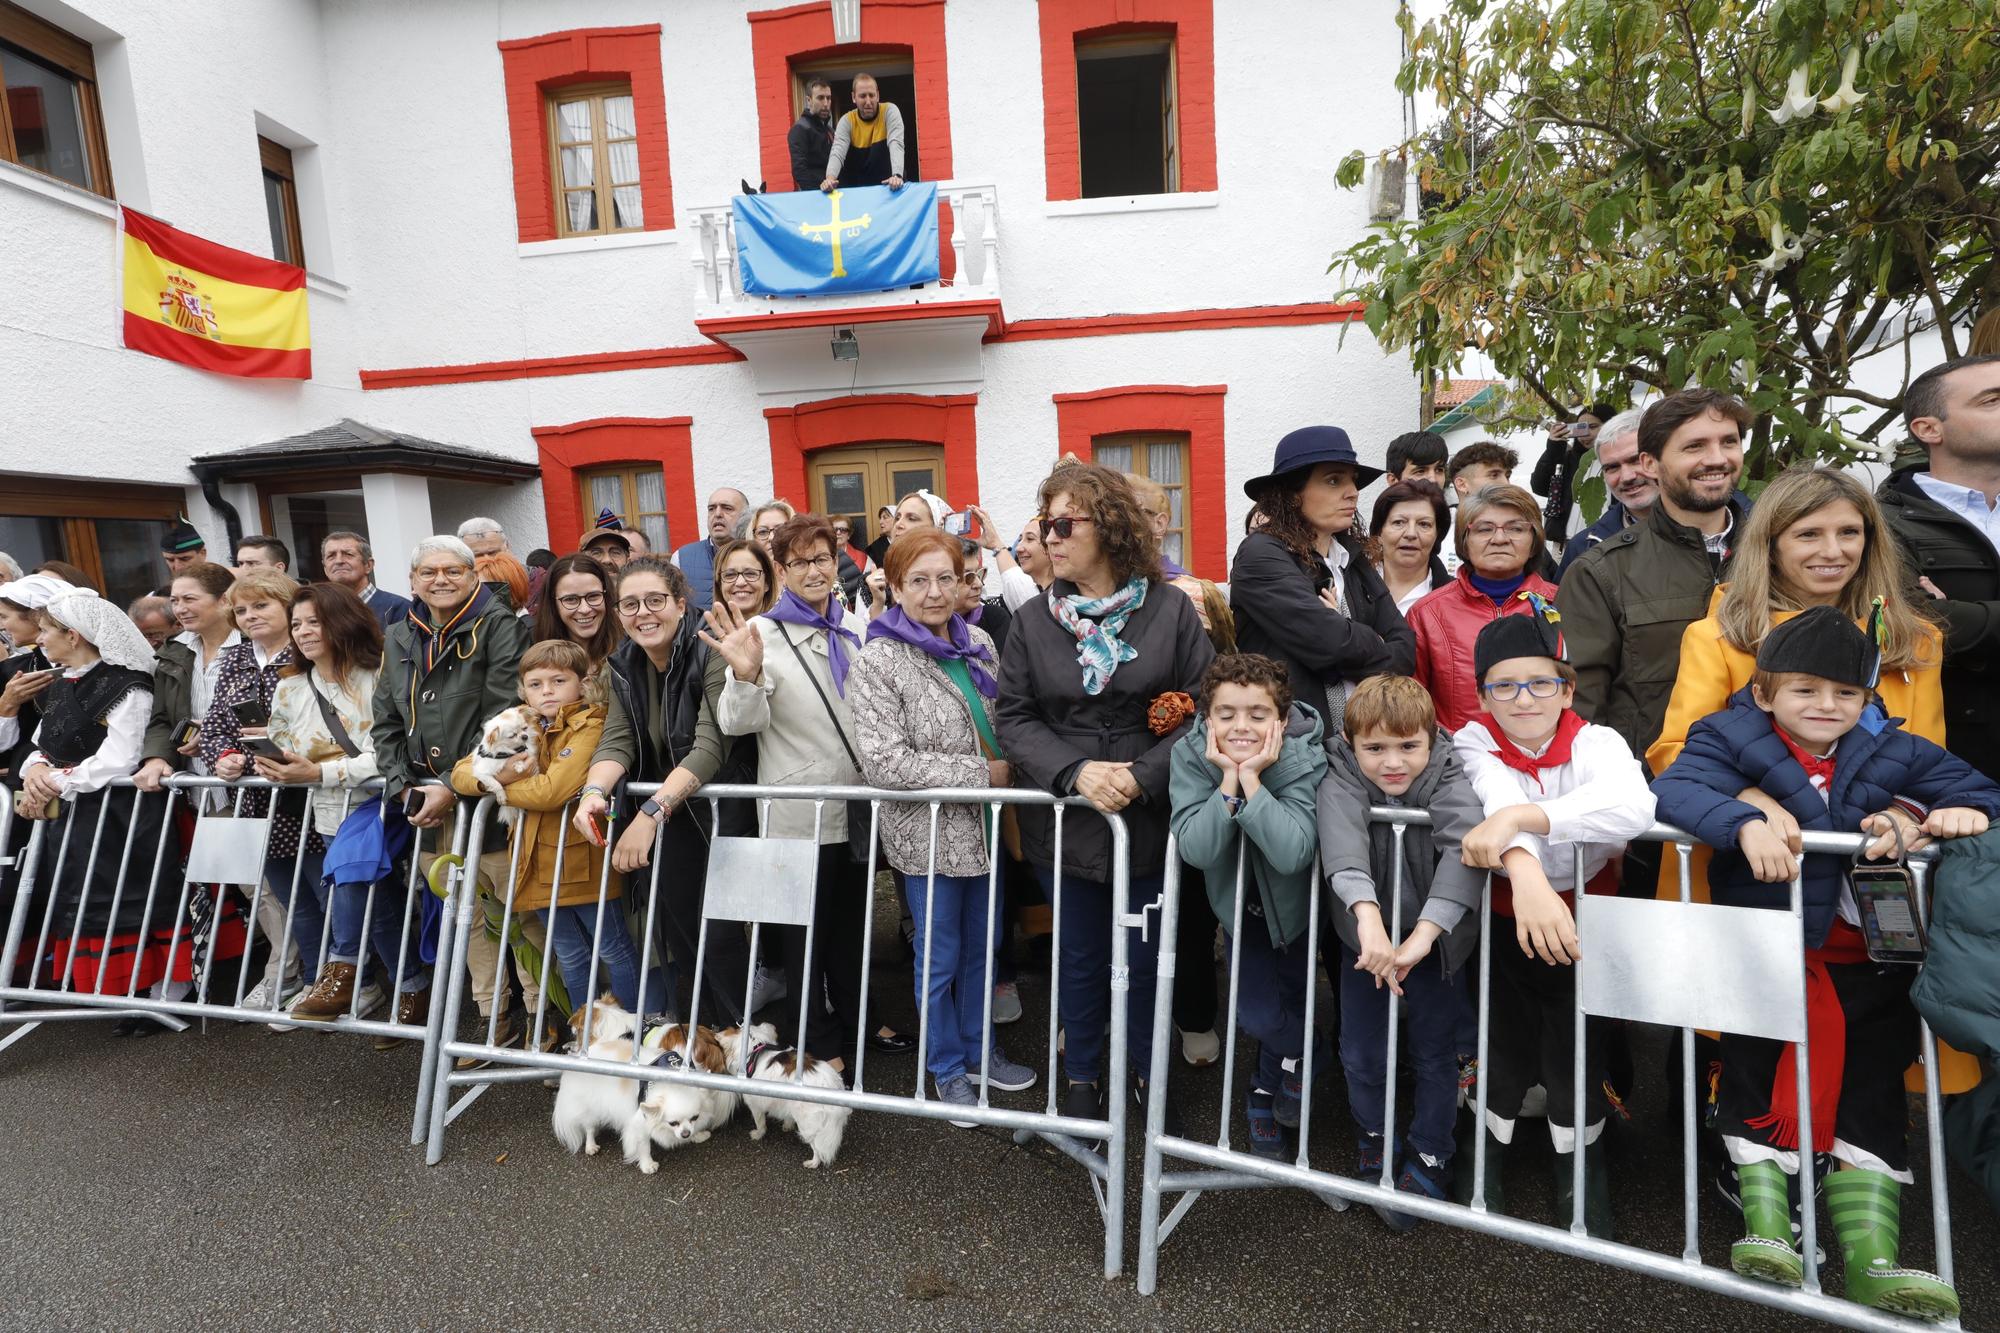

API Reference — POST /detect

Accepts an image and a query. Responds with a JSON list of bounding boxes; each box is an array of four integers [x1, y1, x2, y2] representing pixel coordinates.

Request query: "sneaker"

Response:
[[991, 981, 1023, 1025], [242, 976, 301, 1016], [1379, 1153, 1450, 1233], [1179, 1027, 1220, 1067], [1357, 1132, 1386, 1179], [1245, 1091, 1284, 1160], [1060, 1080, 1101, 1123], [969, 1048, 1037, 1092], [351, 981, 387, 1020], [936, 1074, 979, 1128], [749, 964, 788, 1012]]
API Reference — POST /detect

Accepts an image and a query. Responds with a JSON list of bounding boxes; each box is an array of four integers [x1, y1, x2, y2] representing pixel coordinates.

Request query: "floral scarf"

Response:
[[1047, 578, 1147, 696]]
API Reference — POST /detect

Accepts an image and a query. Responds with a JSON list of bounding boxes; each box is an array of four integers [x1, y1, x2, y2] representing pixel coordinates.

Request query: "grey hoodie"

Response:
[[1317, 727, 1487, 974]]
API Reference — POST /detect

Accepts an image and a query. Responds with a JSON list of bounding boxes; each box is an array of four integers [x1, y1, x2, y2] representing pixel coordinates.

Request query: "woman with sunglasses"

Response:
[[528, 553, 621, 703], [995, 464, 1214, 1131]]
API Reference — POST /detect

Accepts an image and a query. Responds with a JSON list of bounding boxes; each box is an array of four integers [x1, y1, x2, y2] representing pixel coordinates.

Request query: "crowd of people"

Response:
[[3, 354, 1999, 1321]]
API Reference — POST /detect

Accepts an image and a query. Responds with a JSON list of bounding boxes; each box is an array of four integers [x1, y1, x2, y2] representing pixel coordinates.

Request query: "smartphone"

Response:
[[942, 511, 973, 537], [240, 735, 286, 761], [1551, 421, 1594, 440], [1852, 865, 1927, 963], [231, 697, 270, 729], [173, 719, 201, 749], [402, 787, 429, 816]]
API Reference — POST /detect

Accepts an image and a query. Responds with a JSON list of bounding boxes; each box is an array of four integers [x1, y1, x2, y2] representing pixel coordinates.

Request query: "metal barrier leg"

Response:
[[1135, 846, 1185, 1295], [411, 813, 469, 1147], [1103, 817, 1132, 1280], [427, 805, 488, 1165]]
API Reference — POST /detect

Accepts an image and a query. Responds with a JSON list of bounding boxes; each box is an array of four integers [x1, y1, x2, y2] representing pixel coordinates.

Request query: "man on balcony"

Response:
[[789, 78, 834, 192], [821, 73, 905, 192]]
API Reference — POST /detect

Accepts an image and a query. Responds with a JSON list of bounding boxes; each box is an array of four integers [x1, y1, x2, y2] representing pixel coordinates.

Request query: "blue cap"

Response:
[[1243, 426, 1383, 499]]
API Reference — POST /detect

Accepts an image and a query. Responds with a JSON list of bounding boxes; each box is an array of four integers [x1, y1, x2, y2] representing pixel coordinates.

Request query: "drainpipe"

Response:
[[194, 469, 245, 554]]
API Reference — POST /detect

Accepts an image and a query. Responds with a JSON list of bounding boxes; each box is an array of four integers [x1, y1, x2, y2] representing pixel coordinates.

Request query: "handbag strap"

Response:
[[779, 624, 864, 774], [308, 668, 363, 758]]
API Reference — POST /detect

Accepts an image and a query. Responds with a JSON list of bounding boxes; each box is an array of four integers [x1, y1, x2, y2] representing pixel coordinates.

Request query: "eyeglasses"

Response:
[[719, 569, 765, 585], [413, 565, 471, 583], [754, 526, 783, 541], [1480, 677, 1567, 701], [555, 591, 605, 611], [784, 553, 836, 575], [1467, 521, 1534, 540], [616, 594, 677, 615], [902, 573, 961, 595], [1039, 515, 1096, 540]]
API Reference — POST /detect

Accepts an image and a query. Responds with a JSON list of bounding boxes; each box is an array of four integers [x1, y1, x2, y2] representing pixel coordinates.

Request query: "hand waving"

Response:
[[700, 601, 765, 683]]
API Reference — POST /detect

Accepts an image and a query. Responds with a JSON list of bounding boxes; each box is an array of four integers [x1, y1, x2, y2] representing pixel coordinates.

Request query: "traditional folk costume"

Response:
[[1450, 601, 1656, 1239], [0, 573, 75, 922], [1651, 606, 1999, 1320]]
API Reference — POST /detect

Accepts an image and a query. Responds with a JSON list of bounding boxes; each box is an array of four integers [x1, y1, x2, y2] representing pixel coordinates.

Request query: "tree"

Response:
[[1334, 0, 2000, 477]]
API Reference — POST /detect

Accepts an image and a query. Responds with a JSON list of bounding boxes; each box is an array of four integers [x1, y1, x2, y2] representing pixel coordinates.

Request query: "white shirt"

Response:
[[1912, 472, 2000, 555], [25, 662, 153, 796], [995, 564, 1040, 613], [1319, 541, 1351, 610], [1452, 716, 1657, 892], [179, 628, 242, 725]]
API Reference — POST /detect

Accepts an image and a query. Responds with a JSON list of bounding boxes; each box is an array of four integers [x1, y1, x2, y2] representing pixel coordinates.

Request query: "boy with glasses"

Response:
[[1450, 599, 1654, 1237]]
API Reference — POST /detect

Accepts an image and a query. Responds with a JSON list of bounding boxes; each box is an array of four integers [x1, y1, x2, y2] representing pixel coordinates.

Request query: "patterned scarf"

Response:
[[867, 605, 997, 697], [409, 585, 491, 676], [1047, 578, 1147, 696], [762, 587, 862, 695]]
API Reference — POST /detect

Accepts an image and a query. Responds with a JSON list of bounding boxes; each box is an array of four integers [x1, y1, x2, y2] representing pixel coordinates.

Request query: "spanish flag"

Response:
[[120, 208, 310, 379]]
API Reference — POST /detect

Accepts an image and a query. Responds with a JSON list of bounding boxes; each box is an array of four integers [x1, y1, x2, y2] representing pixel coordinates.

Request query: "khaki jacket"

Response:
[[450, 701, 612, 913]]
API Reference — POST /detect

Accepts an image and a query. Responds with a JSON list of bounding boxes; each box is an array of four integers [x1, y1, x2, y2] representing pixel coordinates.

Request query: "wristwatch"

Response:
[[639, 795, 668, 820]]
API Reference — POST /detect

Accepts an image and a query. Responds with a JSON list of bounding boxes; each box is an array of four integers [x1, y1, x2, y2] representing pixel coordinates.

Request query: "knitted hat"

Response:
[[161, 520, 204, 553], [1473, 591, 1568, 682], [1754, 604, 1881, 689]]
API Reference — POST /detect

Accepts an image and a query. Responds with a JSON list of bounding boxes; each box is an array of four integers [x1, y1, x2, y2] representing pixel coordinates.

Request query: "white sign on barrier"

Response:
[[1576, 895, 1805, 1042], [701, 835, 819, 927], [183, 816, 273, 886]]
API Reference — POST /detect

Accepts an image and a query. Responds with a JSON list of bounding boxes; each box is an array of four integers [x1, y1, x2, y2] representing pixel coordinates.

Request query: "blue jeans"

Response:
[[540, 903, 665, 1017], [1338, 944, 1462, 1164], [904, 871, 1001, 1082], [1042, 867, 1162, 1086], [275, 850, 425, 992], [1224, 924, 1313, 1091]]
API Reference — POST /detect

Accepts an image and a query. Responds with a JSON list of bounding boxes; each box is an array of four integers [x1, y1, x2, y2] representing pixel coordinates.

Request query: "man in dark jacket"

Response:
[[1555, 408, 1652, 579], [1878, 353, 2000, 783], [1559, 387, 1751, 764], [787, 78, 834, 191]]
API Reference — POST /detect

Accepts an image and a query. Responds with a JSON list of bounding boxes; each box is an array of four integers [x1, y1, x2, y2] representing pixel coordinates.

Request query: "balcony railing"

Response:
[[688, 181, 1000, 319]]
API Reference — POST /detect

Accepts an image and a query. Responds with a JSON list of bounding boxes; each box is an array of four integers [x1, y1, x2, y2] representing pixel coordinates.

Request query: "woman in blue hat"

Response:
[[1232, 427, 1416, 735]]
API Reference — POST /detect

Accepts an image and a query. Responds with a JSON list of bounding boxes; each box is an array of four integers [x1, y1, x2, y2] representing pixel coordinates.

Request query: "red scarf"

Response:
[[1746, 921, 1868, 1152], [1775, 729, 1837, 790], [1484, 708, 1587, 792]]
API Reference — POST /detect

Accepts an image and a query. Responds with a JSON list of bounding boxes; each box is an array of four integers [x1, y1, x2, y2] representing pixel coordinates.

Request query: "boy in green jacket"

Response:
[[1169, 653, 1327, 1159]]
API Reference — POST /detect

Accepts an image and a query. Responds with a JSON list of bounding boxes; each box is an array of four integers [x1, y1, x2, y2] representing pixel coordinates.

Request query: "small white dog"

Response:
[[552, 996, 659, 1157], [723, 1021, 849, 1170], [621, 1023, 736, 1175], [469, 705, 541, 826]]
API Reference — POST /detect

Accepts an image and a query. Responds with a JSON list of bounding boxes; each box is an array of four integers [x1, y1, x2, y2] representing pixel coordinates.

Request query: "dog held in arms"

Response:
[[468, 705, 540, 826], [723, 1021, 849, 1169], [622, 1022, 737, 1174]]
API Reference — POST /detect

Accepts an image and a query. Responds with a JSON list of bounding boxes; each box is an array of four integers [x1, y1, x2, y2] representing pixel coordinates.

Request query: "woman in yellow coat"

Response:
[[452, 639, 664, 1020], [1647, 467, 1966, 1090]]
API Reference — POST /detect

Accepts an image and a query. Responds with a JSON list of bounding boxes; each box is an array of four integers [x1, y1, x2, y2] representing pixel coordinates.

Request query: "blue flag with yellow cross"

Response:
[[733, 183, 940, 297]]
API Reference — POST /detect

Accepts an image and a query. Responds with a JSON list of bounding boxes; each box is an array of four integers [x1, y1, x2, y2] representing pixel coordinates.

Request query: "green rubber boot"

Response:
[[1826, 1167, 1960, 1322], [1551, 1139, 1616, 1240], [1729, 1159, 1804, 1286], [1453, 1129, 1506, 1215]]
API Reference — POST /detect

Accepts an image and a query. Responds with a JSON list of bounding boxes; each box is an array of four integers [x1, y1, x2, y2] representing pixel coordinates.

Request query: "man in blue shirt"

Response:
[[672, 487, 748, 611], [322, 529, 409, 627]]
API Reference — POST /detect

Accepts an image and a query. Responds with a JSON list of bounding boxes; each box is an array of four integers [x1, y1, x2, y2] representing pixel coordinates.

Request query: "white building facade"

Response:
[[0, 0, 1416, 601]]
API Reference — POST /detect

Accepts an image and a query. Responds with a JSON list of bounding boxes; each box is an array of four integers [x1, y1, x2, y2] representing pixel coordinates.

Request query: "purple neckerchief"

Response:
[[966, 604, 984, 625], [762, 587, 862, 695], [866, 605, 998, 697], [1162, 556, 1190, 579]]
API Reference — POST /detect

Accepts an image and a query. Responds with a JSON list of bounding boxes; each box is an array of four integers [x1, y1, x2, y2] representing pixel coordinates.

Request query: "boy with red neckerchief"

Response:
[[1450, 596, 1655, 1238]]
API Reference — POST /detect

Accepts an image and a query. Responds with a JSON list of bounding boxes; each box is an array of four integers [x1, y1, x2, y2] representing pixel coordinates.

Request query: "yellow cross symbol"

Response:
[[799, 189, 872, 278]]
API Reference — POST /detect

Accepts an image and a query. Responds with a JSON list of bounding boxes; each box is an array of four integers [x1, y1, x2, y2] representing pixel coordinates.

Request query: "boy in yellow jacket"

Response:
[[452, 640, 663, 1019]]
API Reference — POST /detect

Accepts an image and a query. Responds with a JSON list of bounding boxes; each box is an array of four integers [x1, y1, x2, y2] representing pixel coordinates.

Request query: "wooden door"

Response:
[[807, 444, 945, 548]]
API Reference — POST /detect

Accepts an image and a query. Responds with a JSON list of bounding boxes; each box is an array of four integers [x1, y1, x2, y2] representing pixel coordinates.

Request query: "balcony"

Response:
[[687, 182, 1001, 400]]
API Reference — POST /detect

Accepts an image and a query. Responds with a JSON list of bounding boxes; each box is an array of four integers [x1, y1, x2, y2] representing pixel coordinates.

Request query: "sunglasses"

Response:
[[1038, 515, 1096, 540]]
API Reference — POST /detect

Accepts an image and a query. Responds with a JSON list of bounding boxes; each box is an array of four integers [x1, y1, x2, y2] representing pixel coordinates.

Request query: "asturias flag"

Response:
[[120, 208, 311, 379], [733, 183, 940, 297]]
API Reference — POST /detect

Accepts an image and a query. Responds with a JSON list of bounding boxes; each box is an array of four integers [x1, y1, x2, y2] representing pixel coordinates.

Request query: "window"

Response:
[[1075, 35, 1176, 198], [791, 58, 922, 184], [2, 475, 184, 605], [259, 135, 304, 266], [1094, 433, 1188, 567], [548, 85, 642, 236], [579, 463, 669, 552], [0, 0, 112, 196]]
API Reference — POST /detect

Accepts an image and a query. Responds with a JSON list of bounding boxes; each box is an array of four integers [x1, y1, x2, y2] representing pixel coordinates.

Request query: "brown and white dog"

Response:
[[621, 1023, 736, 1174], [722, 1021, 849, 1169], [468, 704, 541, 826], [551, 995, 660, 1156]]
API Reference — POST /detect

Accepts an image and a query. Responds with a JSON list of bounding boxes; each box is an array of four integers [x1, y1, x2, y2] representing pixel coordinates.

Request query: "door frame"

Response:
[[807, 442, 946, 546]]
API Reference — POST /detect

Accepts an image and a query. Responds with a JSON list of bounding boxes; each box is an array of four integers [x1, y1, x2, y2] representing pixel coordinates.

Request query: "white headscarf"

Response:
[[910, 489, 951, 527], [0, 573, 77, 611], [43, 591, 158, 675]]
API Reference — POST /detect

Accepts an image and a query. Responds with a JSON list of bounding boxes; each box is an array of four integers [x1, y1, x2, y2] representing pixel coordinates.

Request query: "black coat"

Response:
[[995, 577, 1215, 881], [788, 111, 833, 190], [1878, 465, 2000, 783], [0, 647, 51, 783], [1229, 531, 1416, 710], [603, 614, 709, 787]]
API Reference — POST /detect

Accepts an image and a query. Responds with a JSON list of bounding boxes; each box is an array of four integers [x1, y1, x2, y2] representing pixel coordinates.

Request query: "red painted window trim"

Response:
[[762, 392, 979, 515], [1052, 384, 1227, 580], [531, 416, 697, 555], [498, 26, 675, 244], [1036, 0, 1217, 201]]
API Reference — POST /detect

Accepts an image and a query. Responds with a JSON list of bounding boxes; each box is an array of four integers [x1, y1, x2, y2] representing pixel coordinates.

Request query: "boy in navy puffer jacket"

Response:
[[1652, 605, 1998, 1321]]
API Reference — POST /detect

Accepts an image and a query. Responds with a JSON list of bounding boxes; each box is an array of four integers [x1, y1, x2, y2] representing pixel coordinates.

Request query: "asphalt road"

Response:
[[1, 934, 1993, 1332]]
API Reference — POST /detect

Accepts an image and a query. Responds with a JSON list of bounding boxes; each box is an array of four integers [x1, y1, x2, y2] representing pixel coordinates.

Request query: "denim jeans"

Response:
[[1041, 867, 1162, 1086], [540, 902, 666, 1017], [1338, 944, 1462, 1164], [904, 870, 1002, 1082], [1225, 923, 1313, 1091], [277, 850, 425, 993]]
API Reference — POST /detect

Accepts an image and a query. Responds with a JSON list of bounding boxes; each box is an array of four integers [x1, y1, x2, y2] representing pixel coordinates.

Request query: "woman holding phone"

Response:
[[0, 572, 75, 910]]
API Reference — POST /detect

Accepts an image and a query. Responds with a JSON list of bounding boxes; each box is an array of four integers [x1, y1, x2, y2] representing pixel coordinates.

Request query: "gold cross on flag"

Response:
[[799, 189, 872, 278]]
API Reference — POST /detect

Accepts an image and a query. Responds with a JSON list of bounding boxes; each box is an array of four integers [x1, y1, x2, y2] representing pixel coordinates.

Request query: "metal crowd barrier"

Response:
[[424, 781, 1141, 1279], [1136, 814, 1964, 1331], [0, 774, 463, 1145]]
